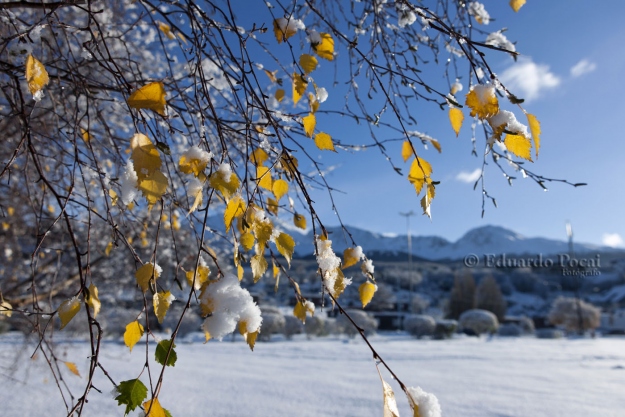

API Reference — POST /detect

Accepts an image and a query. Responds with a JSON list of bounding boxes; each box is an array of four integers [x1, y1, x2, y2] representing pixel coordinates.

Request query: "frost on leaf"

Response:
[[115, 378, 148, 416], [135, 262, 161, 292], [302, 113, 316, 138], [143, 398, 167, 417], [449, 108, 464, 137], [312, 33, 334, 61], [275, 232, 295, 266], [292, 73, 308, 105], [179, 145, 212, 177], [359, 281, 377, 308], [64, 361, 81, 377], [25, 54, 49, 98], [155, 339, 177, 367], [272, 178, 289, 201], [504, 134, 532, 161], [406, 386, 442, 417], [342, 246, 363, 270], [293, 213, 307, 230], [58, 297, 81, 330], [273, 17, 304, 43], [123, 321, 144, 352], [509, 0, 526, 13], [316, 237, 351, 299], [153, 291, 174, 324], [314, 132, 335, 151], [299, 54, 318, 74], [127, 81, 166, 116], [526, 113, 541, 158], [209, 164, 240, 200], [85, 283, 101, 318], [465, 84, 499, 119]]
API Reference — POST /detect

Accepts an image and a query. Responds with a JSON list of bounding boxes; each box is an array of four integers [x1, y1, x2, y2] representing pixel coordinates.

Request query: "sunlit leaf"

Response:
[[123, 321, 144, 352], [275, 232, 295, 266], [272, 179, 289, 201], [401, 140, 414, 162], [381, 379, 400, 417], [85, 283, 101, 319], [504, 134, 533, 161], [256, 166, 273, 191], [292, 73, 308, 105], [299, 54, 318, 74], [510, 0, 526, 12], [153, 291, 173, 324], [359, 282, 377, 308], [240, 232, 255, 252], [449, 108, 464, 137], [312, 33, 334, 61], [244, 329, 258, 351], [155, 339, 177, 367], [250, 148, 269, 166], [408, 157, 433, 194], [64, 361, 81, 377], [0, 300, 12, 317], [314, 132, 335, 151], [130, 133, 162, 180], [526, 113, 541, 158], [302, 113, 316, 138], [224, 195, 245, 233], [135, 263, 161, 293], [158, 22, 176, 39], [252, 218, 273, 250], [251, 254, 268, 282], [128, 82, 166, 116], [465, 85, 499, 119], [293, 213, 307, 230], [143, 398, 167, 417], [342, 247, 361, 269], [25, 54, 49, 96], [267, 197, 279, 215], [308, 92, 319, 114], [293, 301, 307, 323], [58, 297, 81, 330], [273, 18, 299, 43], [186, 263, 210, 290], [115, 379, 148, 415], [138, 170, 168, 206], [208, 169, 240, 200]]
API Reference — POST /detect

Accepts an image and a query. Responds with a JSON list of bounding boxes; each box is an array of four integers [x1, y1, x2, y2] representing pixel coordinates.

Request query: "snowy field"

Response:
[[1, 333, 624, 417]]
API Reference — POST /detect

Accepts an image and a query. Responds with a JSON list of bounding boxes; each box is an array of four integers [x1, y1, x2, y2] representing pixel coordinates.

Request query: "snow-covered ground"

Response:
[[1, 333, 624, 417]]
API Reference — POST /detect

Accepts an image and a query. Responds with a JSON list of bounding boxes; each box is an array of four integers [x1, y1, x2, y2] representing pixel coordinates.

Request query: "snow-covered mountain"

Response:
[[290, 224, 619, 261]]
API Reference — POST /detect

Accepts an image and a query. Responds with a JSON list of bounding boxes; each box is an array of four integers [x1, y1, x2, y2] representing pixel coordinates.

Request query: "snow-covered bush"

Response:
[[536, 328, 564, 339], [283, 315, 303, 339], [259, 308, 285, 341], [410, 294, 430, 314], [404, 314, 436, 338], [338, 309, 378, 337], [459, 309, 499, 336], [304, 315, 325, 338], [548, 296, 601, 333], [433, 319, 458, 340], [498, 323, 522, 337]]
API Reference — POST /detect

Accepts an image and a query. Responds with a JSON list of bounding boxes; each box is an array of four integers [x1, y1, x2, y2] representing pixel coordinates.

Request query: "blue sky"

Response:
[[279, 1, 625, 247]]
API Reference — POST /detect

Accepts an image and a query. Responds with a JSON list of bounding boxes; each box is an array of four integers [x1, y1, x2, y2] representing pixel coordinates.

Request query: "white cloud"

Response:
[[456, 168, 481, 183], [602, 233, 624, 248], [499, 57, 561, 102], [570, 59, 597, 78]]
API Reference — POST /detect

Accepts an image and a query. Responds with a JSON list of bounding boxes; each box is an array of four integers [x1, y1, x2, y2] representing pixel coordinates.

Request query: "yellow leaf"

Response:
[[275, 232, 295, 266], [292, 73, 308, 105], [465, 85, 499, 119], [299, 54, 318, 74], [302, 113, 316, 138], [408, 157, 433, 194], [251, 254, 268, 283], [186, 263, 210, 290], [342, 247, 361, 269], [188, 186, 203, 215], [64, 361, 81, 377], [359, 282, 377, 308], [312, 33, 334, 61], [138, 170, 168, 206], [179, 152, 209, 177], [0, 300, 13, 317], [509, 0, 526, 12], [381, 379, 400, 417], [158, 22, 176, 39], [208, 169, 240, 200], [264, 69, 278, 83], [124, 320, 144, 352], [449, 108, 464, 137], [266, 197, 279, 215], [252, 218, 273, 249], [526, 113, 541, 158], [250, 148, 269, 166], [85, 283, 101, 319], [401, 141, 414, 163], [153, 291, 173, 324], [256, 166, 273, 191], [224, 195, 245, 233], [240, 232, 255, 251], [421, 192, 432, 219], [314, 132, 335, 151], [273, 18, 299, 43], [308, 92, 320, 114], [330, 268, 348, 299], [293, 301, 307, 323], [504, 134, 533, 161], [135, 263, 161, 293], [272, 179, 289, 201], [275, 88, 285, 102], [25, 54, 49, 96], [127, 82, 166, 116], [237, 264, 244, 281], [7, 207, 14, 216], [143, 398, 167, 417], [293, 213, 307, 230], [58, 297, 81, 330], [81, 128, 91, 142], [130, 133, 162, 180], [245, 330, 258, 351]]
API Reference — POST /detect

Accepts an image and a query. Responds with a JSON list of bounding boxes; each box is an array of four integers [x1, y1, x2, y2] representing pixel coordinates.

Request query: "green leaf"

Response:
[[155, 339, 177, 367], [115, 378, 148, 416]]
